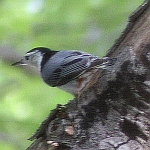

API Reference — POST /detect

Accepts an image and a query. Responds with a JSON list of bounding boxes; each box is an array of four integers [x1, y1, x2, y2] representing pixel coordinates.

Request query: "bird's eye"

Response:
[[25, 56, 29, 60]]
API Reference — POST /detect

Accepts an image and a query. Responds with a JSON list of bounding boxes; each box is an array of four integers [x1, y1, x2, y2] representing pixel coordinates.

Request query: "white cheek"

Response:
[[37, 55, 43, 70], [25, 52, 43, 71]]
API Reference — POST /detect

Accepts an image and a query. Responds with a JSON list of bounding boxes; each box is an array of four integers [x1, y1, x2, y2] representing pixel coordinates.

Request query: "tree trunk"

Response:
[[27, 1, 150, 149]]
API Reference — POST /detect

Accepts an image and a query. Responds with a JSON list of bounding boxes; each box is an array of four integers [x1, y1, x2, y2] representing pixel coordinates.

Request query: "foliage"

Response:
[[0, 0, 143, 149]]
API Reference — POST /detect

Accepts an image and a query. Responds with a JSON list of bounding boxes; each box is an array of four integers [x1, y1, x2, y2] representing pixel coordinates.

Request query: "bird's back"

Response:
[[41, 50, 99, 86]]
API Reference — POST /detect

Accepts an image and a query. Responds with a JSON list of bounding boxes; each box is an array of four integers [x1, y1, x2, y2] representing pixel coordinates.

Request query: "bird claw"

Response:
[[47, 140, 59, 147]]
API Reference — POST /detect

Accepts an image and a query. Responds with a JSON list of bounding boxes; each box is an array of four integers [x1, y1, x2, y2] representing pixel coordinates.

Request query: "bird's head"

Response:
[[12, 47, 57, 70]]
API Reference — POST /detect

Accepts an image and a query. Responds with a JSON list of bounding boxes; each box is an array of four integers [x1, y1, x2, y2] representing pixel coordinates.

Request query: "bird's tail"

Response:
[[96, 57, 117, 69]]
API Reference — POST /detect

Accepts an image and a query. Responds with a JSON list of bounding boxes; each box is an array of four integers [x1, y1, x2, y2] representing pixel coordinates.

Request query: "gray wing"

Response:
[[51, 51, 100, 86]]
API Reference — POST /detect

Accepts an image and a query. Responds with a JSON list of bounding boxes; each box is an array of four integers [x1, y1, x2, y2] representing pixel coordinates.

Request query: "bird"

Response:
[[12, 47, 116, 97]]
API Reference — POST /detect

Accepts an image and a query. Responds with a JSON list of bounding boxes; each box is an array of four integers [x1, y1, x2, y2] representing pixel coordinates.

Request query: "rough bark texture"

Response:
[[27, 1, 150, 149]]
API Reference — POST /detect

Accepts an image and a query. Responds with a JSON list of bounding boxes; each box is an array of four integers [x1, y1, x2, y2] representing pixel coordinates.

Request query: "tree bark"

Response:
[[27, 0, 150, 149]]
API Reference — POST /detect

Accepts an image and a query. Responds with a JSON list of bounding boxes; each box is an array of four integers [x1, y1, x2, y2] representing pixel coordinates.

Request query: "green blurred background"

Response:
[[0, 0, 143, 149]]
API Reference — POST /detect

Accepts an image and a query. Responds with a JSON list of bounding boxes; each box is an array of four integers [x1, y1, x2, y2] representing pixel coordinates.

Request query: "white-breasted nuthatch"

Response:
[[12, 47, 116, 97]]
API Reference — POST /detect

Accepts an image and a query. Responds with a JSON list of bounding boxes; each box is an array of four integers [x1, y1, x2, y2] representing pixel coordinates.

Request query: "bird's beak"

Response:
[[11, 59, 26, 66]]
